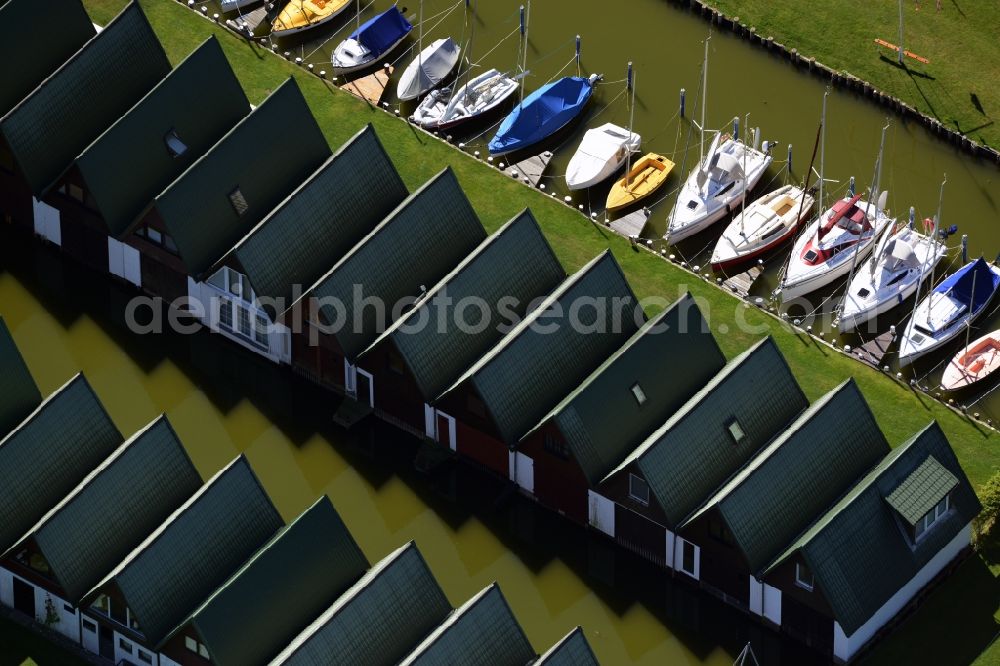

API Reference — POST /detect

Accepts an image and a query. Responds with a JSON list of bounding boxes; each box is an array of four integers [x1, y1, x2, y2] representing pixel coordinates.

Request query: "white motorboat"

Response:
[[710, 184, 814, 272], [779, 192, 894, 301], [565, 123, 641, 190], [898, 258, 1000, 366], [411, 68, 518, 129], [837, 223, 946, 332]]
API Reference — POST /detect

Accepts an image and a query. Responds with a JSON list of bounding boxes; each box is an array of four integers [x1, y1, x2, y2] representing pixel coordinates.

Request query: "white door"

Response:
[[587, 491, 615, 537], [356, 368, 374, 408], [32, 197, 61, 246], [676, 538, 700, 580], [510, 452, 534, 493], [424, 404, 436, 438], [108, 238, 124, 278], [81, 616, 99, 654], [344, 361, 357, 394], [763, 583, 782, 625], [435, 410, 456, 450], [122, 244, 141, 287]]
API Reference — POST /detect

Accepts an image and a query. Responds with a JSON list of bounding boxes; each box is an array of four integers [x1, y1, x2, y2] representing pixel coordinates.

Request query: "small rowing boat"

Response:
[[605, 153, 674, 212], [271, 0, 351, 39], [565, 123, 640, 190], [941, 330, 1000, 391]]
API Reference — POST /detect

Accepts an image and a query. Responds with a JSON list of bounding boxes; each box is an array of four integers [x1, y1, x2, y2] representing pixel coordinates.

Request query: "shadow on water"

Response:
[[0, 224, 836, 665]]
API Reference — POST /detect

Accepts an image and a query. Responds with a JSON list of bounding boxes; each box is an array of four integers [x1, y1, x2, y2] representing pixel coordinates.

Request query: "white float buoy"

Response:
[[458, 143, 465, 149], [578, 204, 584, 211], [308, 64, 314, 71], [498, 163, 506, 169], [212, 12, 219, 20], [201, 5, 207, 12], [883, 365, 890, 372], [896, 372, 903, 379], [844, 345, 852, 353], [564, 196, 572, 203], [319, 70, 326, 78], [693, 265, 701, 272], [295, 57, 302, 65], [487, 156, 494, 163], [669, 254, 676, 261]]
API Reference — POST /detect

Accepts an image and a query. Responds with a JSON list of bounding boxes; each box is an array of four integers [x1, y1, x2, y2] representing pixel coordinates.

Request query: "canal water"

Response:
[[0, 227, 839, 662], [222, 0, 1000, 414]]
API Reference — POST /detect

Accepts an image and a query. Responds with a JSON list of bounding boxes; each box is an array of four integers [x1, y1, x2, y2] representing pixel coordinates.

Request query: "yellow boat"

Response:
[[605, 153, 675, 212], [271, 0, 351, 39]]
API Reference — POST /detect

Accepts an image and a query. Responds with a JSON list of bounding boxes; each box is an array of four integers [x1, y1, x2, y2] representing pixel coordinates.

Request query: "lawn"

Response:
[[703, 0, 1000, 151], [78, 0, 1000, 661]]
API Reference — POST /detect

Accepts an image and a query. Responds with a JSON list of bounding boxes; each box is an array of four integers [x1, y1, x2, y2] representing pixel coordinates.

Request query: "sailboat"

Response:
[[898, 257, 1000, 366], [605, 154, 674, 212], [410, 1, 521, 130], [271, 0, 352, 39], [837, 179, 948, 332], [565, 123, 641, 190], [940, 329, 1000, 391], [710, 185, 815, 272], [664, 37, 772, 244], [331, 5, 413, 76], [396, 2, 460, 101], [779, 122, 894, 302], [488, 73, 601, 155]]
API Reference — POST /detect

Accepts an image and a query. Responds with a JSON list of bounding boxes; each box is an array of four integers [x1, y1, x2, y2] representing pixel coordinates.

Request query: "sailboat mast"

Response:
[[626, 62, 635, 186], [818, 90, 827, 215], [925, 175, 947, 323], [700, 36, 709, 165], [843, 122, 889, 307], [417, 0, 423, 78], [519, 2, 530, 108]]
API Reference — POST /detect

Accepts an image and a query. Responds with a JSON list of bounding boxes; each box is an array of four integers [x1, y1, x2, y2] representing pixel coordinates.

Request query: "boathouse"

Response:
[[516, 293, 726, 523], [0, 374, 121, 637], [398, 583, 536, 665], [761, 421, 980, 662], [70, 36, 250, 288], [0, 3, 170, 264], [680, 380, 889, 643], [133, 77, 330, 333], [435, 250, 640, 479], [593, 337, 807, 569], [219, 124, 408, 382], [1, 416, 200, 648], [297, 167, 486, 399], [272, 541, 453, 664], [0, 316, 41, 434], [0, 0, 94, 226], [158, 496, 369, 666], [79, 455, 283, 665], [356, 209, 564, 441]]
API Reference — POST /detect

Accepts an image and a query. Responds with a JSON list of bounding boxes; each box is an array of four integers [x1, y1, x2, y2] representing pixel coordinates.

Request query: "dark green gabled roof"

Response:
[[84, 456, 283, 646], [684, 379, 890, 574], [885, 455, 959, 525], [536, 626, 600, 665], [441, 251, 640, 445], [0, 374, 121, 553], [521, 294, 725, 485], [305, 168, 486, 361], [273, 541, 451, 666], [0, 316, 41, 435], [360, 209, 564, 399], [3, 416, 200, 603], [604, 337, 807, 528], [228, 125, 408, 317], [76, 37, 250, 237], [399, 583, 536, 666], [0, 2, 170, 195], [765, 422, 980, 635], [175, 496, 368, 665], [0, 0, 94, 117], [153, 78, 330, 277]]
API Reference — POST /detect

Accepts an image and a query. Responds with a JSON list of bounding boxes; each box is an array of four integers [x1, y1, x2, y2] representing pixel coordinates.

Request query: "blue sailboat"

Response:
[[488, 73, 601, 155], [331, 5, 413, 76]]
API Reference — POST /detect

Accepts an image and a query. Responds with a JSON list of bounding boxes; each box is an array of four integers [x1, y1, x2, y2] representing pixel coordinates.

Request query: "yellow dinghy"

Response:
[[272, 0, 351, 39], [605, 153, 674, 212]]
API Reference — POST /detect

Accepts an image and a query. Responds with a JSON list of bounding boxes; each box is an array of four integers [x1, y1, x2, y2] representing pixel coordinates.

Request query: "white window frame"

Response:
[[630, 382, 647, 406], [205, 267, 272, 352], [795, 562, 814, 591], [914, 494, 950, 541], [726, 417, 745, 444], [678, 538, 699, 579]]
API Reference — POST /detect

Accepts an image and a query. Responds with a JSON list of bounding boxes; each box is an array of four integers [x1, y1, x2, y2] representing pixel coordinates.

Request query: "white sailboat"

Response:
[[837, 179, 947, 332], [665, 37, 772, 244], [565, 123, 641, 190], [710, 184, 814, 272], [779, 123, 894, 302]]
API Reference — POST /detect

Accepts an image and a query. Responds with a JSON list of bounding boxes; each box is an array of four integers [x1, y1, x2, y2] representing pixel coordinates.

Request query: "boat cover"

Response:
[[488, 76, 595, 154], [352, 5, 412, 55], [398, 38, 460, 100], [935, 257, 1000, 312], [884, 238, 919, 270]]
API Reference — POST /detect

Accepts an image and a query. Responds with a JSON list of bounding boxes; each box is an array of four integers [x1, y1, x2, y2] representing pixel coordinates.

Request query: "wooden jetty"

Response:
[[854, 330, 896, 367], [225, 6, 268, 36], [609, 208, 650, 238], [506, 151, 553, 187], [339, 66, 394, 105], [722, 266, 763, 299]]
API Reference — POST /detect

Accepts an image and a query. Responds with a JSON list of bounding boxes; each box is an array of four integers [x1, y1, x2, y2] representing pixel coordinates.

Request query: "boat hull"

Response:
[[606, 154, 674, 212], [710, 185, 812, 272], [271, 0, 351, 39], [941, 331, 1000, 391], [488, 75, 599, 155], [331, 32, 411, 76]]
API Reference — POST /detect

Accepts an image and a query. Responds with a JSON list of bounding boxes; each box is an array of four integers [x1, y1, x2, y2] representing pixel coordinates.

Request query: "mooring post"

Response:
[[961, 234, 969, 263], [627, 61, 633, 91], [909, 206, 915, 229], [849, 176, 856, 196], [575, 35, 581, 68], [787, 144, 792, 172], [680, 88, 685, 118], [732, 117, 739, 141]]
